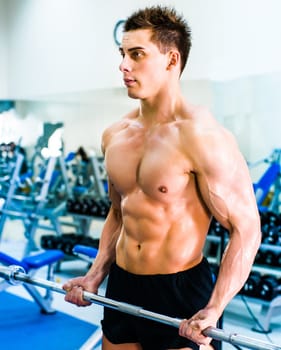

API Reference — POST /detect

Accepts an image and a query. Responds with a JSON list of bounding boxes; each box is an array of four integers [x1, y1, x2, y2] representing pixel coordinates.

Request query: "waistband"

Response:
[[111, 256, 209, 279]]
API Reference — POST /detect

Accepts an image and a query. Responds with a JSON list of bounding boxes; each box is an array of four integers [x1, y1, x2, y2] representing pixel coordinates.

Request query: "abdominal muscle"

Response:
[[115, 189, 210, 275]]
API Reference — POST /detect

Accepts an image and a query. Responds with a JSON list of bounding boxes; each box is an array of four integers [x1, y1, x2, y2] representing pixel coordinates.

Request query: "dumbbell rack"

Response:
[[205, 235, 281, 333]]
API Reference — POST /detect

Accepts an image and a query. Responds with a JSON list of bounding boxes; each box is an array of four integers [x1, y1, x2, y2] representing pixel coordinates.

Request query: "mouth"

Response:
[[124, 78, 136, 87]]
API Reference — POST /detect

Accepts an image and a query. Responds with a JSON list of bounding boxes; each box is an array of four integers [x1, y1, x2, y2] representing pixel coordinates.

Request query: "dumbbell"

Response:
[[208, 219, 228, 236], [240, 271, 262, 298], [66, 198, 79, 213], [261, 211, 280, 227], [66, 198, 74, 212], [257, 275, 281, 301], [261, 211, 281, 240], [262, 250, 277, 266], [254, 249, 264, 265], [87, 198, 101, 216], [275, 252, 281, 267], [80, 236, 100, 250], [274, 227, 281, 246], [79, 198, 91, 215], [97, 198, 110, 218], [262, 225, 280, 245], [255, 248, 281, 267], [207, 219, 217, 236], [60, 234, 82, 255], [40, 234, 59, 250]]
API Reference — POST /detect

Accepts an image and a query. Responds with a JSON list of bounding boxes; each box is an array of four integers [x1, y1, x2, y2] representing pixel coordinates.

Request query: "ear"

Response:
[[167, 50, 180, 71]]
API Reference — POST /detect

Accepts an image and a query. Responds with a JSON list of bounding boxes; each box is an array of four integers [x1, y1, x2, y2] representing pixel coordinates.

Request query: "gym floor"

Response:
[[1, 219, 281, 350]]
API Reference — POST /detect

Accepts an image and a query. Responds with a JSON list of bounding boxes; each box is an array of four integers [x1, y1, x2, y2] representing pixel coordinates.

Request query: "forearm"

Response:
[[63, 200, 122, 304], [86, 206, 122, 284], [206, 225, 261, 317]]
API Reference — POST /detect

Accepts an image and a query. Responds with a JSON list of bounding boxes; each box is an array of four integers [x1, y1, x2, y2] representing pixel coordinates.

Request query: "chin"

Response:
[[127, 88, 150, 100], [127, 90, 141, 100]]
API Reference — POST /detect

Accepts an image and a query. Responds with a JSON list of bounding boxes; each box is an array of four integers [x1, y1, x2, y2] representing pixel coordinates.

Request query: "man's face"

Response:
[[119, 29, 171, 100]]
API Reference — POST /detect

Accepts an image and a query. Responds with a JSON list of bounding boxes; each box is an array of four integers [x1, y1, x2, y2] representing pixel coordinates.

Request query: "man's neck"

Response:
[[139, 104, 177, 125], [138, 87, 184, 124]]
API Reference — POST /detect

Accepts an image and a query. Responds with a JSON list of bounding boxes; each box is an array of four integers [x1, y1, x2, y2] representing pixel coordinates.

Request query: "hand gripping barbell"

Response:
[[0, 265, 280, 350]]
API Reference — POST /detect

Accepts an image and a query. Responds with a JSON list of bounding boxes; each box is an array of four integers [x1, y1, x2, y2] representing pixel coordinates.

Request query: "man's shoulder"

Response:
[[179, 104, 234, 146], [179, 104, 218, 133], [105, 109, 138, 132], [101, 109, 139, 146], [186, 104, 214, 122]]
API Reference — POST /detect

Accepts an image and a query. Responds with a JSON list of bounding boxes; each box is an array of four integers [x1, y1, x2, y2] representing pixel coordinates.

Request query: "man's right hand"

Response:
[[63, 275, 99, 307]]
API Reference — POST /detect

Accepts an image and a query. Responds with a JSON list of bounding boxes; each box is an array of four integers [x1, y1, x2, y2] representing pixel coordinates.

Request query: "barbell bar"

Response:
[[0, 265, 280, 350]]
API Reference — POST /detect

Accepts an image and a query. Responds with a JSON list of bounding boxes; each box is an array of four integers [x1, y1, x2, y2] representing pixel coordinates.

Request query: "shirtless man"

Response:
[[63, 6, 261, 350]]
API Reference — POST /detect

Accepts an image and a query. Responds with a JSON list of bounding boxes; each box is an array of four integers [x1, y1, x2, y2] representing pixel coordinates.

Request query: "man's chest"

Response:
[[105, 129, 192, 199]]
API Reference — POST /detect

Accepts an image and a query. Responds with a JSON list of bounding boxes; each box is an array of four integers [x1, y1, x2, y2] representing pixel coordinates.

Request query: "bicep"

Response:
[[195, 138, 258, 232]]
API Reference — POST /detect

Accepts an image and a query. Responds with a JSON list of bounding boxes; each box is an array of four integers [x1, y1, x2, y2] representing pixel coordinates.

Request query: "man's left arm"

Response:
[[180, 126, 261, 345]]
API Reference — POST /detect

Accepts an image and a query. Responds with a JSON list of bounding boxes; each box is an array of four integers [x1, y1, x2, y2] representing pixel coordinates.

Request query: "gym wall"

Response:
[[3, 0, 281, 96], [14, 80, 213, 157], [13, 73, 281, 184], [0, 0, 281, 180], [211, 72, 281, 174]]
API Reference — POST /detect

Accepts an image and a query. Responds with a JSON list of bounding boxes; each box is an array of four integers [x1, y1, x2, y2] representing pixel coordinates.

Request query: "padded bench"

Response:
[[0, 249, 64, 314], [73, 245, 98, 259], [0, 249, 64, 271]]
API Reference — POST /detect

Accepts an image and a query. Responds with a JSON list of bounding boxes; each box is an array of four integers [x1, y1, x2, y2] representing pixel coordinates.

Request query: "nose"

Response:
[[119, 55, 132, 73]]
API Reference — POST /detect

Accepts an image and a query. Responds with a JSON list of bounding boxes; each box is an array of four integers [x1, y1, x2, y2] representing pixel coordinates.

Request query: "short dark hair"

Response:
[[124, 6, 192, 73]]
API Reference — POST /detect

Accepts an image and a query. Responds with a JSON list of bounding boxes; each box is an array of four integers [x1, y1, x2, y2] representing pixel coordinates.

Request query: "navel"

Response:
[[137, 244, 141, 250], [158, 185, 168, 193]]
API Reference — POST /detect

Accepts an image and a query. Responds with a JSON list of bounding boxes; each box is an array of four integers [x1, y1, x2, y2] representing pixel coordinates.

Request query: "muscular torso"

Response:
[[104, 111, 212, 274]]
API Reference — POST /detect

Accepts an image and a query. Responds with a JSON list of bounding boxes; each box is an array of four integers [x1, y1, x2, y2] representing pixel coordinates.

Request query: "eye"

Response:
[[131, 50, 144, 59]]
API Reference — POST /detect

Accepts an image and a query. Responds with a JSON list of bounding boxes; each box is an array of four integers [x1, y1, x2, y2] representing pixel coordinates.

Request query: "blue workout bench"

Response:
[[0, 249, 64, 314], [253, 162, 280, 212], [72, 244, 99, 267], [73, 244, 98, 259]]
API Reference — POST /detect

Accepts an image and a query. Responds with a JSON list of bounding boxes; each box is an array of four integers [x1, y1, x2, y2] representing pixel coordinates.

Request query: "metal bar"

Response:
[[0, 265, 280, 350], [0, 153, 24, 238], [79, 328, 103, 350], [89, 156, 106, 198]]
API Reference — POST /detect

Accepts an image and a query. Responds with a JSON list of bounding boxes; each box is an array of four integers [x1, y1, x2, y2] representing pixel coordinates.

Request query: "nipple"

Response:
[[158, 186, 168, 193]]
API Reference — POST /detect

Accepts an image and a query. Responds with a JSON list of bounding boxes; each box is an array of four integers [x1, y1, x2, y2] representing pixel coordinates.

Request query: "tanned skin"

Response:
[[63, 28, 261, 350]]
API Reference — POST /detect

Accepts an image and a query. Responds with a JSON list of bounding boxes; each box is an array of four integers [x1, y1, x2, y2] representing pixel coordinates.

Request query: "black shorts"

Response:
[[101, 258, 221, 350]]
